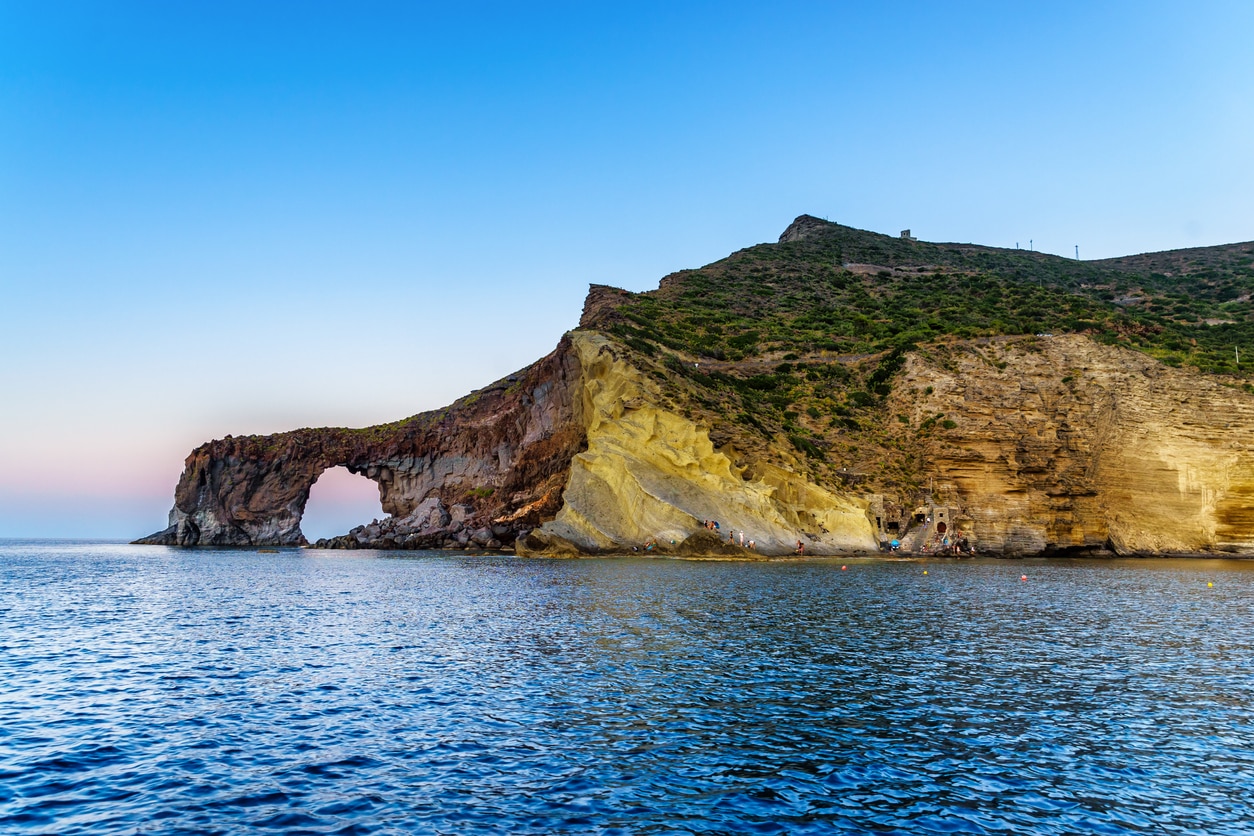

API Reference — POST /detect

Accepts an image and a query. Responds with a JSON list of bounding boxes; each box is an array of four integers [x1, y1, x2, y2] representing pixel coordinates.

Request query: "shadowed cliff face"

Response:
[[137, 336, 586, 547]]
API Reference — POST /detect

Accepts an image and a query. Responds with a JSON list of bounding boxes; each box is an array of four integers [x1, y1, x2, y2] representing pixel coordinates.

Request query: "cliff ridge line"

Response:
[[138, 215, 1254, 557]]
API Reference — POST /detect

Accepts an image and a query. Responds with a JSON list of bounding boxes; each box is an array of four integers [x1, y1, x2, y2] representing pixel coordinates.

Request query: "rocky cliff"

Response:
[[139, 216, 1254, 556], [138, 329, 878, 555], [137, 336, 586, 548], [890, 335, 1254, 554], [516, 332, 875, 556]]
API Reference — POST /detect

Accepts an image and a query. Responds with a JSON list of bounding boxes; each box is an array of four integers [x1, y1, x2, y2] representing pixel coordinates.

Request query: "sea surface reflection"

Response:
[[2, 542, 1253, 834]]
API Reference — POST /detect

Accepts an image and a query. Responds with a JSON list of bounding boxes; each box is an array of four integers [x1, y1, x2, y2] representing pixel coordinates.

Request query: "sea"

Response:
[[2, 540, 1253, 835]]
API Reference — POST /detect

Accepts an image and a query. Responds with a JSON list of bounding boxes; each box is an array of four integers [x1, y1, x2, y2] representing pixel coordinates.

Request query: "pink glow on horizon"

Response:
[[302, 466, 387, 542]]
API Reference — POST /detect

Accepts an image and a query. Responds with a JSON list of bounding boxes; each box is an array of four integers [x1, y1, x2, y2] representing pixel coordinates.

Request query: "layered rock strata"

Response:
[[515, 333, 877, 555], [137, 336, 585, 547], [896, 335, 1254, 554]]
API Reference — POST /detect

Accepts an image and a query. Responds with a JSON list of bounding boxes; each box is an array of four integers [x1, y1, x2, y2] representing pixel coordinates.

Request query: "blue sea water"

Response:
[[1, 541, 1253, 835]]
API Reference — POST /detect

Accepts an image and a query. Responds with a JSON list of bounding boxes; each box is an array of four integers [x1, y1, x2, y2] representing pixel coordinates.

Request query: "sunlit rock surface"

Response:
[[895, 335, 1254, 555], [137, 324, 1254, 556], [519, 333, 877, 556]]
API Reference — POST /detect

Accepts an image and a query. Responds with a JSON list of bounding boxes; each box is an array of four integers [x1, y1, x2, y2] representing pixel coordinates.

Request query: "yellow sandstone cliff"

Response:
[[894, 335, 1254, 554], [519, 332, 878, 555], [519, 330, 1254, 557]]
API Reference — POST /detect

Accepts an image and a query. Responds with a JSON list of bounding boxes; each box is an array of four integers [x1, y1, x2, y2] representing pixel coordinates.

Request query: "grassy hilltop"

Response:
[[581, 215, 1254, 497]]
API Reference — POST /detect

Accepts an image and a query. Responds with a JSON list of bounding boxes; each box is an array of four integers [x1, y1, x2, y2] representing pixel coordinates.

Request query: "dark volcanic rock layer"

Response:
[[137, 337, 585, 547]]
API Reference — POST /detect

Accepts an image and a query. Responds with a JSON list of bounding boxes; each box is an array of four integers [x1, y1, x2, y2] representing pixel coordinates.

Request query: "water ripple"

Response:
[[1, 543, 1253, 833]]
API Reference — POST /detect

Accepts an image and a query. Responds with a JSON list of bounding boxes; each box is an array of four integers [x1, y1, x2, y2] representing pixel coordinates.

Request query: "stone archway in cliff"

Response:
[[302, 466, 387, 542]]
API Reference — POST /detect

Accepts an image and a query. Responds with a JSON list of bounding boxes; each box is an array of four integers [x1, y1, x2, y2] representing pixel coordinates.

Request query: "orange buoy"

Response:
[[1021, 575, 1027, 582], [841, 565, 847, 570]]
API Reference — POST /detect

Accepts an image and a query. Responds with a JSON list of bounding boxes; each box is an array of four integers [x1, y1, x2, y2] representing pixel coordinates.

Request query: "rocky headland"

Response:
[[138, 217, 1254, 557]]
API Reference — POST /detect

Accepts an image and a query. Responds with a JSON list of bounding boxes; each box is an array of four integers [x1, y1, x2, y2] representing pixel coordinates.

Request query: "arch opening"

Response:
[[301, 466, 387, 542]]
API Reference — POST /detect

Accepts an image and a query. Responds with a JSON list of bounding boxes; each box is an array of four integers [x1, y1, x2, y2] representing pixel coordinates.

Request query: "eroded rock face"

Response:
[[518, 333, 878, 556], [138, 327, 879, 555], [894, 335, 1254, 555], [777, 214, 831, 244], [136, 336, 585, 547], [137, 308, 1254, 556]]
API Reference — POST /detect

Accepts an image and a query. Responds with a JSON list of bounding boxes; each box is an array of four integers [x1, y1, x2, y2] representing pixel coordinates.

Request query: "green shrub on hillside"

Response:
[[593, 219, 1254, 381]]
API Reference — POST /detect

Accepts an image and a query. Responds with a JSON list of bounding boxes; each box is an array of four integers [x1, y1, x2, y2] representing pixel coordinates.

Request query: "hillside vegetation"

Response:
[[583, 216, 1254, 496]]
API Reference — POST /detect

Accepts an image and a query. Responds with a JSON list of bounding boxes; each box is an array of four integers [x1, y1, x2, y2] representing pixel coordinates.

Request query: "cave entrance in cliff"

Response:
[[936, 521, 948, 535], [302, 466, 387, 542]]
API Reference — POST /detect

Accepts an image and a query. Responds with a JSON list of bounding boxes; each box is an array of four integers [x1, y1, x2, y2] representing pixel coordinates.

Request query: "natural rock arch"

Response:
[[135, 336, 586, 547]]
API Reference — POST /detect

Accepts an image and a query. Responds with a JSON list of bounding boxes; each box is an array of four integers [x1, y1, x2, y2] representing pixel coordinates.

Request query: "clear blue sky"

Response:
[[2, 1, 1252, 537]]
